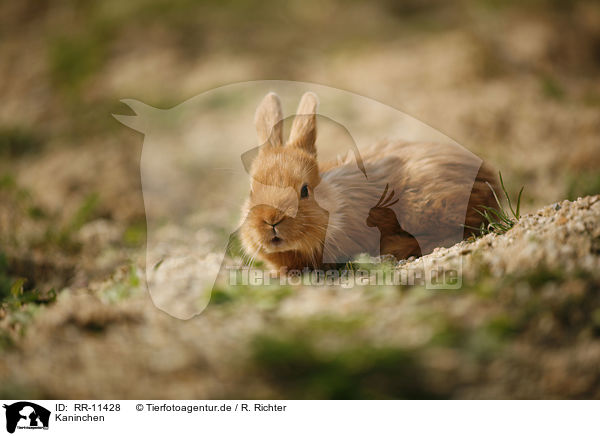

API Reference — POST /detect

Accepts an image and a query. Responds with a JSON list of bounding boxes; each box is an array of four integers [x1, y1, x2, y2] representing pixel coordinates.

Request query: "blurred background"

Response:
[[1, 0, 599, 399]]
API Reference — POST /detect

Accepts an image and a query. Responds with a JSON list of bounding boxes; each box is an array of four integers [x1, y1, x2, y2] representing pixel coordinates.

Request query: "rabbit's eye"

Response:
[[300, 184, 309, 199]]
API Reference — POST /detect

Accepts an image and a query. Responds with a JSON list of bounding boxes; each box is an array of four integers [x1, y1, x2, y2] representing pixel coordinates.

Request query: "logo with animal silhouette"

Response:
[[366, 184, 422, 260], [3, 402, 50, 433], [114, 81, 496, 319]]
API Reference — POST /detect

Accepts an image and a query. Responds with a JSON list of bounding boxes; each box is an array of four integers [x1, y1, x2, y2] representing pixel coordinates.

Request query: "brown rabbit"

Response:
[[239, 92, 497, 271]]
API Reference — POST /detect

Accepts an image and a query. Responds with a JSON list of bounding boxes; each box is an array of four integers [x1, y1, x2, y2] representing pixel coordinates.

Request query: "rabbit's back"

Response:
[[320, 140, 497, 256]]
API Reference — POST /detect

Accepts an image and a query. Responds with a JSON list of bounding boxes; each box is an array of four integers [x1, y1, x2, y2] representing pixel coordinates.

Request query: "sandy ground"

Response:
[[0, 196, 598, 399]]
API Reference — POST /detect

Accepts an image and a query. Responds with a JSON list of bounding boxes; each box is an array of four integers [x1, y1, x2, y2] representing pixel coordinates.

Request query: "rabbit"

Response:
[[239, 91, 498, 271]]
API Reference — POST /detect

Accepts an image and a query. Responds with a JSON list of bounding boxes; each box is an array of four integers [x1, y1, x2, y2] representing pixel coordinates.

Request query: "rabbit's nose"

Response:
[[266, 218, 284, 227], [264, 217, 284, 233]]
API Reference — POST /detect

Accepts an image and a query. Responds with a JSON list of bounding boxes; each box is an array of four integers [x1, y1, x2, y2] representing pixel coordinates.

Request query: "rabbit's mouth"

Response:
[[268, 236, 286, 250], [263, 235, 288, 252]]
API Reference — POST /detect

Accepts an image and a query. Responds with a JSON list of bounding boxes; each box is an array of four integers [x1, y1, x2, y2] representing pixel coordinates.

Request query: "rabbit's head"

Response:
[[240, 92, 329, 264]]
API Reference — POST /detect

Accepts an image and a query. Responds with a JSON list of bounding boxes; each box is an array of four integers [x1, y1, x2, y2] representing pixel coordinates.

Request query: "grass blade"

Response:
[[515, 186, 524, 219], [473, 172, 525, 237]]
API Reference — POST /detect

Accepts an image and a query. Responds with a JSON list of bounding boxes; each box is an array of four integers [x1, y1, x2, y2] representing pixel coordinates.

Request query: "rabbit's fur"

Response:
[[240, 92, 497, 271]]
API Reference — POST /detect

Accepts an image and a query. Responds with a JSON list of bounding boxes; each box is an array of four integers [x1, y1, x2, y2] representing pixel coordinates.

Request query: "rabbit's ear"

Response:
[[288, 92, 318, 155], [255, 92, 284, 148]]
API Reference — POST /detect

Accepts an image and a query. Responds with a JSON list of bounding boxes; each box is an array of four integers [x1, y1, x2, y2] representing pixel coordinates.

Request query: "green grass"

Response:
[[344, 254, 399, 274], [473, 265, 599, 336], [1, 172, 104, 256], [252, 333, 434, 399], [468, 171, 524, 236], [0, 175, 45, 247], [540, 74, 565, 100], [0, 277, 57, 349], [2, 278, 56, 308], [37, 192, 102, 253], [100, 265, 141, 304], [0, 253, 14, 303], [566, 170, 600, 200], [210, 283, 293, 309], [0, 126, 43, 158], [48, 9, 117, 97], [70, 193, 101, 231], [123, 221, 147, 246], [485, 314, 520, 340]]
